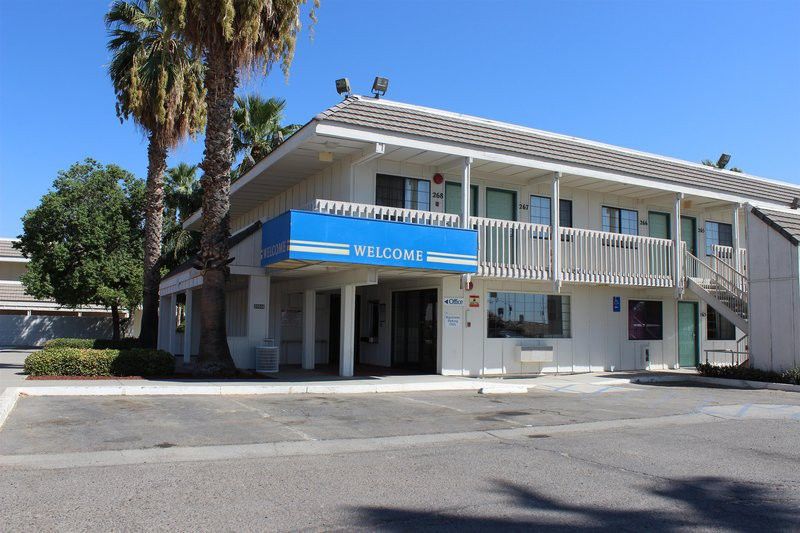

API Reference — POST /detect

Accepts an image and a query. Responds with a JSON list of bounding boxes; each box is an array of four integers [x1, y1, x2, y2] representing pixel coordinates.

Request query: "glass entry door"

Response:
[[678, 301, 699, 367], [391, 289, 437, 373]]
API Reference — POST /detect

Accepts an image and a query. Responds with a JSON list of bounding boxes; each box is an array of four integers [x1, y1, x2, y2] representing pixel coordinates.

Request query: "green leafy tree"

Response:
[[106, 0, 206, 348], [15, 160, 145, 341], [233, 94, 301, 175], [163, 0, 317, 372]]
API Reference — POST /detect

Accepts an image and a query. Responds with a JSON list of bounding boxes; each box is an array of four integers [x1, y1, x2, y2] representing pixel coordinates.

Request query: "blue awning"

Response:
[[261, 211, 478, 273]]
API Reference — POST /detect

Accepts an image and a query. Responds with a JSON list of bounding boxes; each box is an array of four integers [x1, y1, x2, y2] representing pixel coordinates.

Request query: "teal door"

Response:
[[648, 212, 670, 239], [485, 188, 517, 264], [678, 302, 699, 367], [681, 216, 697, 255]]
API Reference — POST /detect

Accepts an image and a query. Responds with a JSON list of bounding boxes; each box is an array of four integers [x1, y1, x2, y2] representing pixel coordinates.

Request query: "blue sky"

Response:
[[1, 0, 798, 237]]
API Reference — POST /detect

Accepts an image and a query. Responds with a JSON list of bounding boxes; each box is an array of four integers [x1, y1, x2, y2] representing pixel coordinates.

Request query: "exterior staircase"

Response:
[[684, 251, 749, 334]]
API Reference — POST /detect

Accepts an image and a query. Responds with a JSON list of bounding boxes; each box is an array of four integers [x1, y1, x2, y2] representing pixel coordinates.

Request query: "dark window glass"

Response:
[[444, 182, 478, 216], [603, 206, 639, 235], [707, 306, 736, 340], [529, 196, 573, 227], [376, 174, 430, 211], [705, 221, 733, 255], [487, 292, 571, 338], [628, 300, 663, 340]]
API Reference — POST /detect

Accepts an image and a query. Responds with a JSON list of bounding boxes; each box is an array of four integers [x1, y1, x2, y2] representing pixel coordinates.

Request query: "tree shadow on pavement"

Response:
[[353, 477, 797, 531]]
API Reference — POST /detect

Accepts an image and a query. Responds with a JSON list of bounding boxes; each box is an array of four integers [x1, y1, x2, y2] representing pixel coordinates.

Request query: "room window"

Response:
[[603, 206, 638, 235], [707, 306, 736, 340], [444, 182, 478, 216], [705, 221, 733, 256], [487, 292, 571, 339], [376, 174, 431, 211], [628, 300, 662, 340], [529, 195, 573, 227]]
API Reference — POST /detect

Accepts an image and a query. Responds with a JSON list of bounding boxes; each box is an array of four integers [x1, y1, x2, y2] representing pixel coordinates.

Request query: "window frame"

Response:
[[706, 305, 736, 341], [529, 194, 573, 228], [486, 290, 572, 339], [627, 299, 663, 340], [704, 220, 734, 256], [602, 205, 639, 236], [375, 173, 431, 211]]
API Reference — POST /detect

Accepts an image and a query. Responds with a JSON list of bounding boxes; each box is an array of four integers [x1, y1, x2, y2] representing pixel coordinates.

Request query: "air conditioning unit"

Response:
[[516, 345, 554, 363], [256, 339, 280, 373]]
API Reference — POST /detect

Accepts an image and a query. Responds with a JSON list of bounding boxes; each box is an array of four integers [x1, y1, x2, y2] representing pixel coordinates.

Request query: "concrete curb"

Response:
[[630, 374, 800, 392], [0, 380, 530, 429]]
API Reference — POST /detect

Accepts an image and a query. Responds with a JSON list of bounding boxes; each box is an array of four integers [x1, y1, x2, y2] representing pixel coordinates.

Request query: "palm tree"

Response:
[[233, 95, 301, 175], [106, 0, 205, 348], [163, 0, 317, 373], [162, 163, 202, 273]]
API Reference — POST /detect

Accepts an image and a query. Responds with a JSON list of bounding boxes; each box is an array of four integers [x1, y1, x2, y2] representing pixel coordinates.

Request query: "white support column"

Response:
[[168, 292, 178, 355], [733, 203, 743, 273], [182, 290, 193, 364], [673, 193, 684, 297], [248, 275, 270, 369], [461, 156, 472, 229], [339, 284, 357, 377], [551, 172, 562, 292], [302, 289, 316, 370]]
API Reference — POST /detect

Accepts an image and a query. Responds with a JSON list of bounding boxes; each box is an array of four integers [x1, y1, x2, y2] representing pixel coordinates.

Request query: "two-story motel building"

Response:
[[158, 95, 800, 376]]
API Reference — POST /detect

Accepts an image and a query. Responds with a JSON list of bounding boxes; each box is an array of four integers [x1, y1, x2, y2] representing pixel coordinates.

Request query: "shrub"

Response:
[[43, 337, 141, 350], [24, 347, 174, 377], [697, 363, 800, 385]]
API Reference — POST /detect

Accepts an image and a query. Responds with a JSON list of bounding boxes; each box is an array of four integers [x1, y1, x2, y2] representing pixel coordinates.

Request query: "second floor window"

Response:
[[530, 195, 573, 227], [603, 206, 638, 235], [705, 221, 733, 256], [376, 174, 430, 211]]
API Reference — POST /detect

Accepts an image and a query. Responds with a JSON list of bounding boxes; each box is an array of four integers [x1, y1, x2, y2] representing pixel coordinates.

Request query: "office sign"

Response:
[[443, 296, 464, 306], [261, 210, 478, 273]]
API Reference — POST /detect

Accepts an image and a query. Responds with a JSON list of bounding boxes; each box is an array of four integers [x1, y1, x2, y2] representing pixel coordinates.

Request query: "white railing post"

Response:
[[673, 192, 684, 297], [461, 157, 472, 230], [552, 172, 562, 292], [733, 203, 742, 274]]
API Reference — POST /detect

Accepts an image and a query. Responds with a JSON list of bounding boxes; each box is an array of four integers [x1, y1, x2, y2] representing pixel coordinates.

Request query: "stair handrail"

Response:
[[684, 251, 748, 312], [709, 253, 748, 293]]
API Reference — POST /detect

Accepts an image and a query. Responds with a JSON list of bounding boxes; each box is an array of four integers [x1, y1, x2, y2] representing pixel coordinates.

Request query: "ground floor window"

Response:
[[707, 306, 736, 340], [628, 300, 663, 340], [487, 292, 571, 338]]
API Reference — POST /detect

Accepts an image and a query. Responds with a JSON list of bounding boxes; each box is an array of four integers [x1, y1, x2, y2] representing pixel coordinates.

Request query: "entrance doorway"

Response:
[[678, 301, 699, 367], [329, 293, 360, 366], [391, 289, 437, 373]]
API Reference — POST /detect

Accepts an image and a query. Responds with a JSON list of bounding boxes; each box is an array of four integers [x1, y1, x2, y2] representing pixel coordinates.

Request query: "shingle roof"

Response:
[[317, 96, 800, 206], [751, 207, 800, 246], [0, 283, 42, 303], [0, 240, 22, 258]]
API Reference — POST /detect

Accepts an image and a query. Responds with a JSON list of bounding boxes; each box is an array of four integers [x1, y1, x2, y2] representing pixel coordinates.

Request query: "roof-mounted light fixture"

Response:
[[791, 197, 800, 210], [335, 78, 351, 97], [717, 153, 731, 169], [371, 76, 389, 99]]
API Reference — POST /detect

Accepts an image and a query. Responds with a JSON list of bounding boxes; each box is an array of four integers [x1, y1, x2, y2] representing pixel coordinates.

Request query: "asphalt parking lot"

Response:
[[1, 381, 799, 531]]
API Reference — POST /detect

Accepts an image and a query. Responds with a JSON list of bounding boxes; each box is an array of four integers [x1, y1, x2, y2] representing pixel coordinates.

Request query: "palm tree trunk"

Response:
[[196, 46, 237, 373], [138, 133, 168, 349]]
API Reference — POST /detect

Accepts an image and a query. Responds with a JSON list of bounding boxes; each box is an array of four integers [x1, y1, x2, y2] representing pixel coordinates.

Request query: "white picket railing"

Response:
[[310, 199, 461, 227], [712, 245, 747, 275], [685, 252, 749, 319], [560, 228, 675, 287], [470, 217, 551, 280]]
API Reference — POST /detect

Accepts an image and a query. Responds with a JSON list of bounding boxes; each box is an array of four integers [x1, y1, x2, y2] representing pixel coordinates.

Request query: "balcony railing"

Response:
[[311, 199, 460, 227], [471, 218, 675, 287], [712, 244, 747, 275]]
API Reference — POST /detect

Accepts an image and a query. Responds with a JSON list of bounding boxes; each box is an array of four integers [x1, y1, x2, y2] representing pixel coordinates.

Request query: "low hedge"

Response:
[[43, 337, 141, 350], [25, 347, 174, 377], [697, 363, 800, 385]]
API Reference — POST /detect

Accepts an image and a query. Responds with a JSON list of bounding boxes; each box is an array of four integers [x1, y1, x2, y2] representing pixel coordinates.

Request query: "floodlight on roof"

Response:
[[371, 76, 389, 98], [335, 78, 351, 97], [717, 153, 731, 169]]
